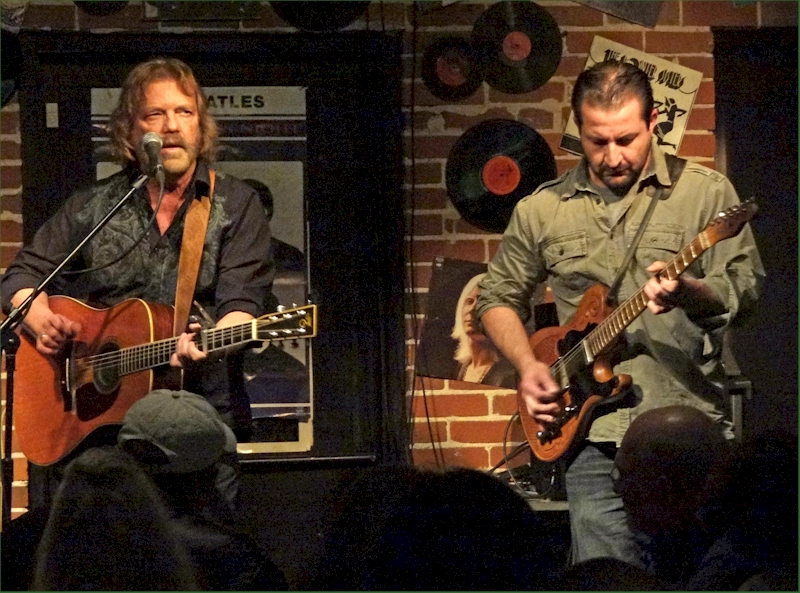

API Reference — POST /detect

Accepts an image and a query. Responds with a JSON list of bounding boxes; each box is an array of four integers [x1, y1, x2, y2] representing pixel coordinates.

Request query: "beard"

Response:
[[595, 163, 643, 196], [161, 135, 200, 177]]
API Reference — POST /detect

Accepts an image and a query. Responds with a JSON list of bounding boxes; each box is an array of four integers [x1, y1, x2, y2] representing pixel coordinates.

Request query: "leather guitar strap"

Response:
[[173, 170, 215, 336], [606, 154, 687, 306]]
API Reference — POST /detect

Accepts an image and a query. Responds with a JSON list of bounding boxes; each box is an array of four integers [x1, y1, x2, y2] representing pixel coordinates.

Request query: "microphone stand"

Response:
[[0, 173, 149, 528]]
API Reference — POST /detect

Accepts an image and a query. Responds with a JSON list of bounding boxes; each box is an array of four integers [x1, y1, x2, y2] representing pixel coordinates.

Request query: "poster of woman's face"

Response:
[[416, 257, 518, 389]]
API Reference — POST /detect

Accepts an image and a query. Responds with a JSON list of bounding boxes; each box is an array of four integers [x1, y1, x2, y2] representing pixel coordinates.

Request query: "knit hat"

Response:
[[117, 389, 237, 474]]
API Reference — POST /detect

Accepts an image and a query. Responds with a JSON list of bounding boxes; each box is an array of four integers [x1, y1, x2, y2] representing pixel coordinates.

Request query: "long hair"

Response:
[[33, 447, 199, 591], [451, 273, 495, 366], [571, 60, 654, 129], [107, 57, 218, 164]]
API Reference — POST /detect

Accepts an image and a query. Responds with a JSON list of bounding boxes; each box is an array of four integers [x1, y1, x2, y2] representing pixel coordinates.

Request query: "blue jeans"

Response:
[[565, 442, 648, 569]]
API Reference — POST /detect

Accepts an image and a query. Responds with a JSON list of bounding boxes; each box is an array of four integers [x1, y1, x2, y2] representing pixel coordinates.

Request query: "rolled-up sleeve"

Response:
[[476, 197, 548, 324], [686, 173, 765, 333]]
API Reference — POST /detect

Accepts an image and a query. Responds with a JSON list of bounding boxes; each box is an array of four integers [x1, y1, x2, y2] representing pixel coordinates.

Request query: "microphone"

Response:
[[141, 132, 165, 184]]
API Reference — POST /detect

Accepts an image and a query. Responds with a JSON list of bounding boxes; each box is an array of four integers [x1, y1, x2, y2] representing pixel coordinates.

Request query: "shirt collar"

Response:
[[191, 160, 212, 201], [560, 137, 674, 200]]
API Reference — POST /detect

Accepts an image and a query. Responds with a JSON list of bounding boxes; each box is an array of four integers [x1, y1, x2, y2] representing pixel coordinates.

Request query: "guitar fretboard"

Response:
[[83, 308, 313, 377]]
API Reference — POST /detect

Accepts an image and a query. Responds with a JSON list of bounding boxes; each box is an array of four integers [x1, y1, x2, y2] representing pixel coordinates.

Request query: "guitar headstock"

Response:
[[703, 199, 758, 246], [255, 304, 317, 342]]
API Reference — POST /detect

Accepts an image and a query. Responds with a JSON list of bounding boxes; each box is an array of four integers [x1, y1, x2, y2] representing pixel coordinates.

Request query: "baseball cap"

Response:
[[117, 389, 237, 474]]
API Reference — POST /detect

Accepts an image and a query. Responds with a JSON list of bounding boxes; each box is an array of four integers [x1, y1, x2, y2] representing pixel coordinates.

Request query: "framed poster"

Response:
[[560, 37, 703, 156]]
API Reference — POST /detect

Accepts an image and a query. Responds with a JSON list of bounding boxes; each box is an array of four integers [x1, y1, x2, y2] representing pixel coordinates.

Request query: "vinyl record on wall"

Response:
[[422, 37, 485, 102], [472, 1, 562, 95], [270, 1, 370, 31], [446, 119, 557, 233]]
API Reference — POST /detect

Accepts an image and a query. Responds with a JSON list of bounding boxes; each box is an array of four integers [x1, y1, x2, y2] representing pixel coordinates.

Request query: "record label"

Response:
[[502, 31, 532, 62], [482, 156, 521, 196]]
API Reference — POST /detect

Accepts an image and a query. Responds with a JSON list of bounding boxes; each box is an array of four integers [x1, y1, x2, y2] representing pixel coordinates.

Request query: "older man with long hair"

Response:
[[2, 57, 274, 510]]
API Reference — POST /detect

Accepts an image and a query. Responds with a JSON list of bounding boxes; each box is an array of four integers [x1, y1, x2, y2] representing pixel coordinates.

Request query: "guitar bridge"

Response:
[[536, 404, 579, 443], [58, 342, 76, 413]]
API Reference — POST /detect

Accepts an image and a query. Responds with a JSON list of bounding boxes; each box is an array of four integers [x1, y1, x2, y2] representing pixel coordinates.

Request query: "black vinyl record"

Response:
[[446, 119, 557, 233], [472, 1, 562, 94], [270, 1, 370, 32], [422, 37, 485, 102]]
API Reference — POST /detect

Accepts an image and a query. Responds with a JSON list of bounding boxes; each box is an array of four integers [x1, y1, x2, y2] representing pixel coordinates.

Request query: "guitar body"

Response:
[[15, 297, 177, 466], [519, 285, 631, 463]]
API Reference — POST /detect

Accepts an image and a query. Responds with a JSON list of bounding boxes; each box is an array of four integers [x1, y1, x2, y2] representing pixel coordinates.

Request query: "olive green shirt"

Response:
[[476, 140, 764, 444]]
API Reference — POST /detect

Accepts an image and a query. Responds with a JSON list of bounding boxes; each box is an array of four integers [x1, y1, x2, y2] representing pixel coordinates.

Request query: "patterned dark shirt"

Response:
[[2, 161, 274, 432]]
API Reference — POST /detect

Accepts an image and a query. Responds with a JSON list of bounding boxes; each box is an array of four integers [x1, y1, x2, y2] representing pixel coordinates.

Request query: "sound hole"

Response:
[[76, 341, 120, 422]]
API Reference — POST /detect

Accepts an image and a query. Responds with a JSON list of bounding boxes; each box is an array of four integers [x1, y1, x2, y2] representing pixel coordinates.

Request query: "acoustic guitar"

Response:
[[14, 297, 317, 465], [520, 200, 758, 463]]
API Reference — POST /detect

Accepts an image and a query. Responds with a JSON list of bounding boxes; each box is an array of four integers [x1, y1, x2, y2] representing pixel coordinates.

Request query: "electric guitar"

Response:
[[14, 297, 317, 465], [520, 200, 758, 463]]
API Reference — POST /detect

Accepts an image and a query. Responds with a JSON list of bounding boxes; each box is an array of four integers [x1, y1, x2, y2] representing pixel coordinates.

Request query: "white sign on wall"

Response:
[[560, 37, 703, 156]]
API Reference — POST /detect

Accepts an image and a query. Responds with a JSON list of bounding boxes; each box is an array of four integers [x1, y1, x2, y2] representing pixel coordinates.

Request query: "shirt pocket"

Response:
[[630, 223, 684, 266], [542, 232, 589, 291]]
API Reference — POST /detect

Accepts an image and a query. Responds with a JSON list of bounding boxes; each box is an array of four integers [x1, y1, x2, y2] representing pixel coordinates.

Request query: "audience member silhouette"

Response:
[[693, 428, 798, 591], [614, 405, 733, 537], [32, 447, 199, 591], [118, 389, 288, 590], [313, 464, 566, 590], [614, 405, 798, 590]]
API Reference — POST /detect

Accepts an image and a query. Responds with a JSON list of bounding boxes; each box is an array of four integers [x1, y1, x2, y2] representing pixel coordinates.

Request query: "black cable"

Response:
[[495, 411, 532, 492], [405, 1, 444, 468]]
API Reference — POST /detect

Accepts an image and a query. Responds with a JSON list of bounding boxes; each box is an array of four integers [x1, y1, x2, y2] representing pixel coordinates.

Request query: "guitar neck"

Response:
[[586, 230, 712, 358], [87, 306, 315, 379], [112, 321, 257, 376]]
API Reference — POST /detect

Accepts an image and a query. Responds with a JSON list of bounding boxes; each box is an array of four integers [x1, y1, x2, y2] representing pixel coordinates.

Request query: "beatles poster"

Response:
[[560, 37, 703, 156], [91, 85, 313, 454]]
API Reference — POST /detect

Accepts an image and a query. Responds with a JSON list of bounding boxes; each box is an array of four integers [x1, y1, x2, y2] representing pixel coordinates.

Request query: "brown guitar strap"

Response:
[[173, 170, 215, 336], [606, 154, 687, 306]]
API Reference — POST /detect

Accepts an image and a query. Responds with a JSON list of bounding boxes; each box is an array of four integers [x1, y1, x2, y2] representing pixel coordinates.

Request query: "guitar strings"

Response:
[[82, 314, 307, 372], [551, 234, 702, 383]]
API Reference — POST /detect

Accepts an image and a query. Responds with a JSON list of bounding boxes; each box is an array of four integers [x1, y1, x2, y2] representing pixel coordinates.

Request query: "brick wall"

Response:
[[1, 0, 794, 518]]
